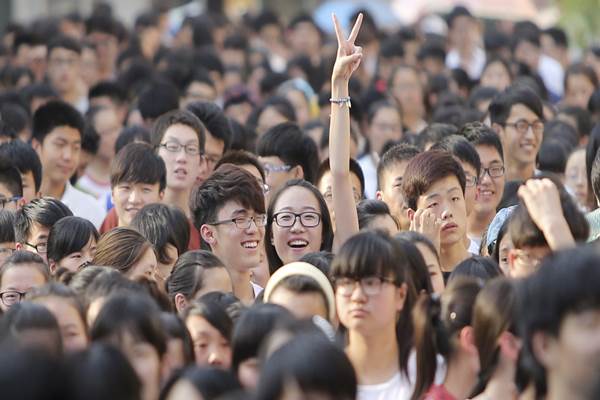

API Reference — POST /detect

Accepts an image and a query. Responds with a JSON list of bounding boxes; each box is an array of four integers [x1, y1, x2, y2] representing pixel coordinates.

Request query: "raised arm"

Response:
[[329, 13, 363, 251]]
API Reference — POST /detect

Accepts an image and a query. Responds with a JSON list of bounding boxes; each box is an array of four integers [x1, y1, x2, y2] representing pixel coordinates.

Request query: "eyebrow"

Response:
[[229, 208, 249, 217], [425, 187, 461, 201], [278, 206, 318, 212]]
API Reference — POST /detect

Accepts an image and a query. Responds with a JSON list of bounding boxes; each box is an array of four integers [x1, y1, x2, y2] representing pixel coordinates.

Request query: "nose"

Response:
[[290, 216, 304, 232], [350, 281, 367, 302], [128, 188, 141, 204], [208, 351, 223, 366], [441, 209, 452, 220]]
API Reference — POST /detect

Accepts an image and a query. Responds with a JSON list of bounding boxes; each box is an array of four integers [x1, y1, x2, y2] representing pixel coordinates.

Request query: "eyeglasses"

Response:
[[159, 141, 202, 156], [480, 166, 505, 179], [25, 241, 47, 254], [334, 276, 396, 297], [209, 214, 267, 230], [465, 174, 478, 187], [0, 196, 21, 209], [0, 290, 27, 307], [273, 212, 321, 228], [514, 249, 545, 268], [263, 164, 292, 174], [503, 119, 544, 135]]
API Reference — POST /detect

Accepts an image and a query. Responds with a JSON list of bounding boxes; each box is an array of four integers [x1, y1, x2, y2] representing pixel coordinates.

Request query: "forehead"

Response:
[[476, 144, 502, 163], [274, 186, 320, 210], [49, 47, 79, 58], [30, 222, 50, 240], [0, 183, 13, 198], [422, 175, 462, 196], [217, 200, 251, 218], [507, 103, 540, 122], [163, 123, 199, 142], [45, 125, 81, 142], [382, 161, 409, 184]]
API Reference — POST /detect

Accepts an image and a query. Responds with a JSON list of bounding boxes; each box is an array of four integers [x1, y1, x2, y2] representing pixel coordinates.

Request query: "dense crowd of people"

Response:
[[0, 2, 599, 399]]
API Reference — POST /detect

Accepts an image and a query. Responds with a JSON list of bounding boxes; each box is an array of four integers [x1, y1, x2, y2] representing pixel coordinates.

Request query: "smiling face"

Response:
[[474, 145, 505, 216], [112, 182, 163, 227], [497, 103, 543, 170], [271, 186, 324, 265], [157, 123, 201, 192], [55, 235, 97, 273]]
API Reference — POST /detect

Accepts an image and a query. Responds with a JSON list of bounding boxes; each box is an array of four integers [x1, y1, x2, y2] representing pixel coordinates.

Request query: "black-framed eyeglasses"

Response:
[[480, 166, 505, 179], [503, 119, 544, 135], [273, 212, 321, 228], [209, 214, 267, 230], [334, 276, 396, 297], [25, 241, 47, 254], [158, 141, 202, 156], [0, 290, 27, 306], [0, 196, 21, 209]]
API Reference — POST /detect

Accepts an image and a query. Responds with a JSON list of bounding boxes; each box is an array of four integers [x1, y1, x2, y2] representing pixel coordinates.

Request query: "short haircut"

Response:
[[47, 216, 99, 264], [32, 100, 85, 143], [418, 123, 458, 149], [47, 35, 81, 56], [459, 121, 504, 160], [377, 143, 421, 190], [564, 63, 598, 92], [92, 227, 154, 276], [190, 164, 265, 249], [489, 85, 544, 126], [446, 5, 473, 27], [467, 86, 500, 110], [14, 198, 72, 244], [114, 125, 151, 154], [248, 95, 296, 128], [536, 139, 569, 175], [448, 256, 503, 282], [0, 250, 49, 282], [110, 142, 166, 191], [543, 26, 568, 48], [402, 150, 466, 211], [316, 158, 365, 198], [0, 210, 15, 243], [558, 106, 592, 139], [214, 150, 266, 182], [137, 80, 179, 121], [130, 204, 190, 266], [256, 122, 319, 184], [85, 15, 119, 37], [430, 135, 482, 177], [357, 199, 398, 231], [150, 109, 206, 152], [88, 80, 128, 105], [509, 177, 589, 249], [186, 101, 232, 152], [0, 161, 23, 197]]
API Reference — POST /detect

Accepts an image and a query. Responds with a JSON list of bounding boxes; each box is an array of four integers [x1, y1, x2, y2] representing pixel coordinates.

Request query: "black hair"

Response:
[[536, 138, 570, 175], [564, 63, 599, 93], [356, 199, 398, 231], [265, 180, 334, 274], [559, 105, 593, 140], [32, 100, 84, 143], [81, 121, 100, 157], [298, 251, 334, 276], [166, 250, 226, 303], [468, 86, 500, 110], [248, 95, 296, 129], [379, 37, 404, 59], [130, 204, 190, 266], [65, 343, 142, 400], [394, 237, 434, 294], [544, 119, 579, 150], [183, 296, 234, 342], [0, 103, 29, 136], [138, 80, 180, 121], [0, 210, 15, 243], [47, 216, 99, 264], [459, 121, 504, 160], [161, 367, 241, 400], [227, 118, 259, 153], [0, 302, 62, 354], [186, 101, 232, 152], [489, 85, 544, 126], [377, 143, 421, 189], [231, 303, 295, 372], [446, 5, 473, 27], [82, 269, 140, 309], [90, 292, 167, 357], [214, 150, 266, 182], [543, 26, 568, 47], [86, 14, 119, 37], [418, 123, 459, 149], [256, 122, 320, 185], [21, 83, 58, 111], [47, 34, 82, 56], [110, 142, 166, 191], [448, 256, 503, 283], [255, 334, 357, 400], [316, 158, 365, 199], [14, 197, 72, 244], [491, 217, 511, 264], [160, 312, 195, 366], [88, 80, 128, 105], [114, 125, 151, 154], [0, 161, 22, 197], [150, 109, 206, 153], [0, 141, 40, 193], [430, 134, 482, 177]]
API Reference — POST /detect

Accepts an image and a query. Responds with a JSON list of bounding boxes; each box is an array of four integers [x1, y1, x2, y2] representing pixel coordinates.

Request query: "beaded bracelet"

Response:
[[329, 96, 351, 108]]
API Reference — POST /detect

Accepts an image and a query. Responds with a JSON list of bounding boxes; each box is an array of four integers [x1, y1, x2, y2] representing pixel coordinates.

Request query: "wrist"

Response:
[[331, 80, 349, 94]]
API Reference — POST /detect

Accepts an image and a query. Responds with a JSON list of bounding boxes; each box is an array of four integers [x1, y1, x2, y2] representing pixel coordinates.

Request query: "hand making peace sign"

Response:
[[331, 13, 363, 84]]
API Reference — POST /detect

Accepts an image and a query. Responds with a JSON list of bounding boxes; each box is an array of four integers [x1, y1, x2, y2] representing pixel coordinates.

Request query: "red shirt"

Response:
[[424, 385, 457, 400]]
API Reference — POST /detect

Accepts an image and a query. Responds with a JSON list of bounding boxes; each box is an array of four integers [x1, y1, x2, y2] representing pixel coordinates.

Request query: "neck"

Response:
[[546, 375, 589, 400], [481, 359, 518, 400], [228, 268, 254, 305], [40, 179, 66, 199], [506, 162, 534, 182], [440, 239, 470, 272], [468, 210, 495, 239], [346, 325, 399, 385], [162, 187, 192, 217], [62, 86, 80, 106], [444, 353, 478, 400], [85, 158, 112, 183]]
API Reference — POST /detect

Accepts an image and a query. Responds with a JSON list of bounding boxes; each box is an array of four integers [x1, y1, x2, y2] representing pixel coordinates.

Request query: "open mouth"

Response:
[[174, 168, 188, 178], [241, 240, 258, 250], [288, 239, 309, 249]]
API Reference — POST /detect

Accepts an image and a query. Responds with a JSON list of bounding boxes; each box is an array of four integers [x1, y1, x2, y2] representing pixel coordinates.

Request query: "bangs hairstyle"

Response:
[[190, 164, 265, 248], [0, 140, 43, 193], [47, 216, 99, 263], [27, 282, 88, 333], [402, 150, 466, 211], [183, 296, 233, 341], [14, 197, 72, 244], [0, 251, 50, 283], [430, 135, 482, 177], [110, 142, 166, 191], [265, 179, 333, 274], [489, 85, 544, 126], [32, 100, 85, 143], [150, 109, 206, 152], [166, 250, 225, 302], [92, 227, 154, 276]]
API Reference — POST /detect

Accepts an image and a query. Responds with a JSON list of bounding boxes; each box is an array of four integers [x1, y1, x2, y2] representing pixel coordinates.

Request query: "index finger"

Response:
[[348, 13, 363, 44], [331, 13, 346, 47]]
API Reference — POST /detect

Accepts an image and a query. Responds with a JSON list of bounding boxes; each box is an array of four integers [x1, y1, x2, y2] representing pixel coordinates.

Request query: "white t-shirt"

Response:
[[77, 174, 112, 202], [358, 373, 412, 400], [61, 182, 107, 229], [358, 154, 378, 200]]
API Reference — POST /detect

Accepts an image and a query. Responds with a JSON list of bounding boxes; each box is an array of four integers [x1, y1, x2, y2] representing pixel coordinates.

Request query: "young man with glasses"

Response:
[[0, 251, 49, 312], [14, 197, 72, 264], [192, 164, 266, 304], [489, 85, 545, 181]]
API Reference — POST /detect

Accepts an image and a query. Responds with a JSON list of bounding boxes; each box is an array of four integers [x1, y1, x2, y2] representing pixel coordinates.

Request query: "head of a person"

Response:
[[316, 158, 364, 222], [257, 122, 319, 194], [47, 216, 99, 274], [489, 85, 544, 171], [389, 64, 425, 123], [254, 334, 357, 400], [250, 95, 297, 136], [365, 100, 404, 155], [90, 292, 167, 400], [402, 150, 467, 249], [395, 231, 445, 294], [0, 162, 23, 211], [0, 140, 43, 202], [114, 125, 151, 154], [181, 69, 218, 107], [564, 147, 588, 210], [266, 179, 333, 274], [447, 6, 478, 49], [31, 100, 85, 187], [27, 282, 88, 353], [480, 57, 513, 92], [161, 366, 241, 400], [508, 177, 588, 278], [183, 296, 233, 369], [88, 80, 129, 123], [564, 63, 598, 109], [518, 248, 600, 399], [0, 251, 49, 312], [110, 142, 166, 227], [151, 109, 206, 193], [137, 80, 179, 127], [356, 199, 399, 235], [191, 164, 265, 274], [448, 256, 503, 283], [85, 105, 121, 165], [14, 197, 72, 262], [512, 23, 543, 71], [130, 203, 190, 287], [92, 227, 158, 281], [166, 250, 232, 314], [159, 312, 195, 374], [47, 35, 81, 95], [0, 210, 15, 265], [214, 150, 268, 195], [376, 143, 421, 231]]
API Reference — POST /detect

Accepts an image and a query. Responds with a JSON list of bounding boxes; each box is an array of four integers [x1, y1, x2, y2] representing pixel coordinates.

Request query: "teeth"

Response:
[[288, 240, 308, 247], [480, 191, 493, 196], [242, 241, 258, 249]]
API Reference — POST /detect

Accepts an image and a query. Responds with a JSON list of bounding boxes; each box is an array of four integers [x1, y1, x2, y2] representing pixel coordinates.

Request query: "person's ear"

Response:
[[492, 123, 504, 138], [394, 282, 407, 312], [48, 260, 58, 274], [200, 224, 216, 247], [459, 325, 478, 355], [15, 242, 23, 251], [406, 208, 415, 222], [31, 138, 42, 154], [174, 293, 188, 314], [158, 190, 165, 201], [16, 197, 26, 209], [498, 331, 521, 362], [375, 190, 384, 201], [291, 165, 304, 180]]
